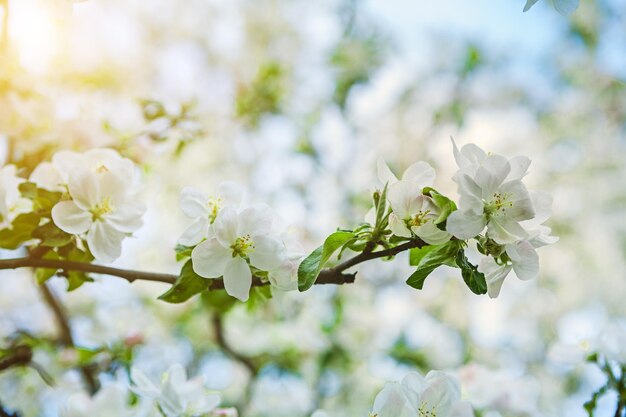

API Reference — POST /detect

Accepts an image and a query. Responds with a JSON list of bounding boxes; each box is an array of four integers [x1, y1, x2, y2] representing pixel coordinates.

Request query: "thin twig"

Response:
[[38, 283, 100, 394], [211, 314, 258, 376]]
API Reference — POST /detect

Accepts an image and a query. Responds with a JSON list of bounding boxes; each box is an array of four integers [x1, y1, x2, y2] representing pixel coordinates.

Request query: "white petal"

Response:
[[63, 393, 91, 417], [389, 213, 412, 238], [190, 393, 221, 415], [178, 217, 210, 246], [388, 181, 425, 218], [217, 181, 243, 207], [214, 206, 239, 247], [377, 158, 398, 184], [372, 382, 413, 417], [68, 168, 100, 210], [529, 190, 553, 224], [402, 161, 435, 188], [507, 241, 539, 281], [249, 235, 284, 271], [474, 155, 510, 195], [412, 221, 451, 245], [87, 221, 125, 262], [130, 367, 160, 398], [52, 150, 82, 178], [180, 187, 208, 219], [105, 202, 145, 233], [499, 180, 535, 221], [364, 207, 376, 224], [166, 364, 187, 386], [268, 261, 298, 292], [98, 172, 128, 205], [52, 201, 92, 234], [479, 257, 512, 298], [507, 156, 531, 181], [446, 210, 485, 240], [223, 257, 252, 301], [238, 204, 273, 236], [191, 238, 230, 278], [30, 162, 65, 191], [401, 372, 427, 406], [420, 371, 461, 415], [487, 217, 528, 244]]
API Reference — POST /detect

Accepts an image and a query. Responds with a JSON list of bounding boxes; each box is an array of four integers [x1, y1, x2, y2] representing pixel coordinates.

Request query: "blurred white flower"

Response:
[[178, 183, 243, 246], [479, 240, 539, 298], [599, 320, 626, 363], [52, 169, 145, 262], [0, 164, 32, 226], [61, 384, 138, 417], [131, 364, 221, 417], [371, 371, 473, 417], [191, 205, 284, 301]]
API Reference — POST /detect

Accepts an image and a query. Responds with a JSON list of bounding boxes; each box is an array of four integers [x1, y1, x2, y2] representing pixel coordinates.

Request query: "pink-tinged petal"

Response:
[[223, 257, 252, 301], [67, 168, 100, 210], [217, 182, 243, 207], [104, 202, 145, 233], [52, 201, 92, 234], [377, 158, 398, 184], [214, 206, 239, 247], [402, 161, 435, 188], [507, 241, 539, 281], [389, 213, 412, 238], [178, 217, 210, 246], [249, 235, 284, 271], [191, 238, 230, 278], [87, 221, 125, 262], [446, 210, 485, 240], [180, 187, 208, 219]]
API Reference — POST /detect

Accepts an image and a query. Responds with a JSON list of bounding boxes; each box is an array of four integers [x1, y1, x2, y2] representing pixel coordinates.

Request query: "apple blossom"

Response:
[[60, 384, 142, 417], [0, 164, 32, 226], [178, 183, 243, 246], [51, 168, 145, 262], [371, 371, 473, 417], [446, 141, 536, 244], [131, 364, 221, 417], [191, 205, 285, 301]]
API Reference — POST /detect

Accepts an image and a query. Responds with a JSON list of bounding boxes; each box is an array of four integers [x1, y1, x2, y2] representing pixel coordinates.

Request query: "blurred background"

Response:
[[1, 0, 626, 416]]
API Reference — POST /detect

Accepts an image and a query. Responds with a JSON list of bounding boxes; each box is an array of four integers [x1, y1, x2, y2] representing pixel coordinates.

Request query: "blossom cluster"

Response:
[[180, 185, 301, 301]]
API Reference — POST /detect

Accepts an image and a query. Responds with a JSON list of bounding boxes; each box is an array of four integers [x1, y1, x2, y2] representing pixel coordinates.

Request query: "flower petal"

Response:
[[180, 187, 208, 219], [87, 221, 125, 262], [446, 210, 485, 240], [191, 238, 230, 278], [402, 161, 435, 188], [249, 235, 284, 271], [68, 168, 100, 210], [507, 156, 531, 181], [412, 221, 451, 245], [214, 206, 239, 247], [217, 182, 243, 207], [389, 213, 412, 238], [487, 217, 528, 244], [130, 367, 161, 398], [52, 201, 92, 234], [474, 155, 510, 195], [479, 257, 512, 299], [223, 256, 252, 301], [178, 217, 210, 246], [507, 241, 539, 281], [377, 158, 398, 184], [372, 382, 413, 417], [238, 204, 273, 236], [105, 202, 145, 233]]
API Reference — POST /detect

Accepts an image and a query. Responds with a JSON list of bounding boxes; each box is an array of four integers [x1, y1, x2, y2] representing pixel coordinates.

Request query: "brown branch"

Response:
[[211, 314, 258, 376], [38, 283, 100, 394], [0, 238, 425, 292], [0, 345, 32, 372]]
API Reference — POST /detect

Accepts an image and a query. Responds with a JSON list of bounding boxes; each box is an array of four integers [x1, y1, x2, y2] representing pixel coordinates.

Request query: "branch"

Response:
[[211, 314, 258, 376], [0, 238, 425, 290], [38, 282, 100, 394]]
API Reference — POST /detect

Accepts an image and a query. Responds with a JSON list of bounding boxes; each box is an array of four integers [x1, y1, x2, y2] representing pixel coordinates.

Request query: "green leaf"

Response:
[[0, 213, 41, 249], [36, 251, 60, 284], [32, 221, 73, 247], [247, 285, 273, 311], [158, 260, 208, 303], [67, 271, 93, 291], [298, 231, 355, 292], [406, 241, 460, 290], [375, 182, 389, 228], [174, 244, 194, 262], [423, 187, 457, 225], [19, 182, 63, 215], [201, 289, 238, 313], [455, 250, 487, 295]]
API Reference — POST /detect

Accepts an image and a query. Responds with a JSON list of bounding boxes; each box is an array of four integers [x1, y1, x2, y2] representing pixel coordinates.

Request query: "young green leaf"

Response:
[[0, 213, 41, 249], [33, 221, 73, 247], [159, 260, 209, 303], [36, 251, 61, 284], [423, 187, 457, 225], [298, 231, 355, 292], [455, 250, 487, 295], [406, 241, 459, 290]]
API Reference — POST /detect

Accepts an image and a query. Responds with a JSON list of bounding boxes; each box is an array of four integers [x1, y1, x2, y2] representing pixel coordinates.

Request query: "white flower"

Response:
[[51, 169, 145, 262], [178, 183, 243, 246], [31, 148, 139, 193], [371, 371, 473, 417], [191, 205, 284, 301], [267, 253, 302, 292], [599, 320, 626, 363], [131, 364, 221, 417], [387, 181, 451, 245], [446, 141, 535, 244], [0, 164, 32, 226], [61, 384, 138, 417]]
